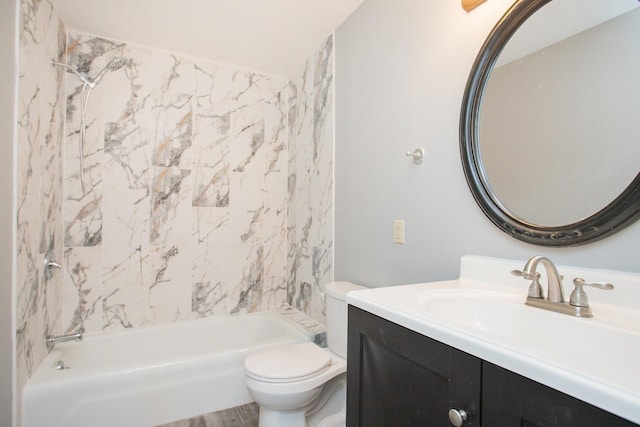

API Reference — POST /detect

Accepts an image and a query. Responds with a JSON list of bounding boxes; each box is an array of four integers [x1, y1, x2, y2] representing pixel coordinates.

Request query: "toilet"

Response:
[[244, 281, 365, 427]]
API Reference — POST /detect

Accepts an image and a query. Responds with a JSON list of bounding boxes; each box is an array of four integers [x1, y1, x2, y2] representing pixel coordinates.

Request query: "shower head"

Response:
[[52, 57, 128, 89], [92, 57, 128, 87]]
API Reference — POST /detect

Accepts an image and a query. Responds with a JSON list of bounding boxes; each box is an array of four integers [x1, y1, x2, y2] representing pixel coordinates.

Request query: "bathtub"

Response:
[[23, 312, 310, 427]]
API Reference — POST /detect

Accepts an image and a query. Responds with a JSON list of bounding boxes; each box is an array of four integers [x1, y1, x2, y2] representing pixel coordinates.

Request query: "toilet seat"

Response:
[[245, 342, 332, 383]]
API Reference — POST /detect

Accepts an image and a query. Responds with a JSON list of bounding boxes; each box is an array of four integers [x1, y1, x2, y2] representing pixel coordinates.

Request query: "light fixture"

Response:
[[462, 0, 488, 12]]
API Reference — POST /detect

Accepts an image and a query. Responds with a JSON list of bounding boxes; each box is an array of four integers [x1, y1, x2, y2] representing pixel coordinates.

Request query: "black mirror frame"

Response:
[[460, 0, 640, 247]]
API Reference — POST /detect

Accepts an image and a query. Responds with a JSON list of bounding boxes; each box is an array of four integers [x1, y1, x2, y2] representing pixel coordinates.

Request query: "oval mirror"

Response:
[[460, 0, 640, 246]]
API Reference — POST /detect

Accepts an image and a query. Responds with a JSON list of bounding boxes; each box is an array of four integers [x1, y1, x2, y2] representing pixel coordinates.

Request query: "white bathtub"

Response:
[[23, 312, 310, 427]]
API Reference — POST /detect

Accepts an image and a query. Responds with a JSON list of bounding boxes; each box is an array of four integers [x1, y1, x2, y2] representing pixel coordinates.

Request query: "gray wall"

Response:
[[0, 0, 17, 424], [334, 0, 640, 287]]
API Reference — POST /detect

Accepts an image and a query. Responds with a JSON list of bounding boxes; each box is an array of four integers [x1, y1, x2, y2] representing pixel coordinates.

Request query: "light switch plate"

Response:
[[393, 220, 405, 244]]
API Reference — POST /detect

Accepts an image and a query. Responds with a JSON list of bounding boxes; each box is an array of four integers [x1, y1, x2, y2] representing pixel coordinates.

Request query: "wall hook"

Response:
[[406, 148, 425, 164]]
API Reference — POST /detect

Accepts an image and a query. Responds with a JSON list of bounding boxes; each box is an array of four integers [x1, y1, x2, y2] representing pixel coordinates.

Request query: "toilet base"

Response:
[[255, 375, 347, 427], [307, 376, 346, 427], [258, 406, 308, 427]]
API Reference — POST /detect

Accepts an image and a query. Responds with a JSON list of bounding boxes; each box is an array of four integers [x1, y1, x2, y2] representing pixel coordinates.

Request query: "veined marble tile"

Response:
[[261, 276, 287, 312], [264, 89, 288, 176], [56, 29, 334, 329], [152, 51, 196, 95], [197, 66, 270, 178], [192, 64, 232, 208], [289, 281, 314, 317], [16, 308, 47, 395], [40, 15, 66, 123], [309, 245, 332, 321], [254, 73, 289, 100], [17, 0, 67, 412], [101, 47, 154, 204], [150, 166, 192, 245], [102, 286, 150, 330], [149, 244, 190, 289], [63, 247, 103, 333], [193, 63, 233, 136], [199, 64, 264, 115], [311, 36, 334, 156], [150, 281, 192, 324], [191, 132, 230, 208], [20, 0, 55, 48], [103, 119, 152, 204], [287, 35, 335, 323], [103, 62, 150, 124], [191, 207, 230, 285], [152, 91, 193, 168], [64, 194, 102, 247], [149, 244, 192, 323], [16, 196, 42, 327], [263, 172, 287, 279], [228, 244, 264, 315], [230, 170, 266, 217], [192, 281, 229, 317], [102, 199, 150, 289], [17, 50, 43, 199], [228, 107, 266, 177], [39, 148, 63, 253]]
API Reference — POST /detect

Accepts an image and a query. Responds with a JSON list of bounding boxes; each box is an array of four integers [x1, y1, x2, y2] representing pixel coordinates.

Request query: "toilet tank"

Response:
[[324, 281, 366, 358]]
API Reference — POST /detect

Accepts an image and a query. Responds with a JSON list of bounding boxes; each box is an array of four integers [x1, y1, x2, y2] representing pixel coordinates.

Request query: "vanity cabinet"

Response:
[[347, 306, 637, 427], [347, 306, 481, 426], [482, 362, 636, 426]]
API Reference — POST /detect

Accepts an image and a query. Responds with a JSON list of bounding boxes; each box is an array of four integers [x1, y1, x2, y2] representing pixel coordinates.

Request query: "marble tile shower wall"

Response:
[[287, 37, 335, 322], [16, 0, 66, 409], [61, 32, 335, 332]]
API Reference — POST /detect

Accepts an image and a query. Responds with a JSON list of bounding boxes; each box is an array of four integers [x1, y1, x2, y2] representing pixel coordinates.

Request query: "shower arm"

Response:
[[51, 60, 93, 87]]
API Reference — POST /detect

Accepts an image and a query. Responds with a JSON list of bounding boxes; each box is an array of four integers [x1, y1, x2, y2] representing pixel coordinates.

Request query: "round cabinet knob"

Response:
[[448, 408, 468, 426]]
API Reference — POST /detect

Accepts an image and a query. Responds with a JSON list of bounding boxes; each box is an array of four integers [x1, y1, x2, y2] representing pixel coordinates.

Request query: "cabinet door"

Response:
[[482, 362, 638, 427], [347, 306, 481, 427]]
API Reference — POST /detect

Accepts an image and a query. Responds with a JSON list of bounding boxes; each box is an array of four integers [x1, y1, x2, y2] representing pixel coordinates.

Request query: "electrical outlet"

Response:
[[393, 220, 405, 244]]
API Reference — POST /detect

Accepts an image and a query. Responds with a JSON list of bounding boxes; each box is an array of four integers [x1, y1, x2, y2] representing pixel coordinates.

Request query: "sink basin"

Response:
[[418, 288, 640, 363], [346, 255, 640, 424], [421, 289, 527, 329]]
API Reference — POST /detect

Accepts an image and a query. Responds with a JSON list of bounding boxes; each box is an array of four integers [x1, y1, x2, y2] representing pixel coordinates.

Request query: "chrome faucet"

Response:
[[512, 256, 564, 302], [46, 329, 84, 348], [512, 256, 613, 318]]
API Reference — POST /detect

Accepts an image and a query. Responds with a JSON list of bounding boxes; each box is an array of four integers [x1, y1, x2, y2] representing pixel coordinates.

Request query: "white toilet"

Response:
[[244, 281, 364, 427]]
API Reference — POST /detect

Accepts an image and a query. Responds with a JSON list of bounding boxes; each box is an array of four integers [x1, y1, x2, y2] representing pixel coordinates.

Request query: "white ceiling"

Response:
[[56, 0, 366, 77]]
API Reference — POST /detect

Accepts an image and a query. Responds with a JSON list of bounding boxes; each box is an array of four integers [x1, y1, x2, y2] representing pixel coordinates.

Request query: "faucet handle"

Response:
[[511, 270, 544, 298], [511, 269, 538, 280], [44, 250, 65, 280], [570, 278, 614, 307]]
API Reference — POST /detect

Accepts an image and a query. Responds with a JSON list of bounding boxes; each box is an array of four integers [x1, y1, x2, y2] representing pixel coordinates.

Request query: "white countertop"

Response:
[[346, 255, 640, 424]]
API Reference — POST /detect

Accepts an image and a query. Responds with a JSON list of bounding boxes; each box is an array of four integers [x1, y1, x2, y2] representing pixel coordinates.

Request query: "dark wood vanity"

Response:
[[346, 306, 638, 427]]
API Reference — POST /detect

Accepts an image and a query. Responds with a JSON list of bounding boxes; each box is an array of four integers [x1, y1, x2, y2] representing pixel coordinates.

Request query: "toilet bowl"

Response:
[[244, 281, 364, 427]]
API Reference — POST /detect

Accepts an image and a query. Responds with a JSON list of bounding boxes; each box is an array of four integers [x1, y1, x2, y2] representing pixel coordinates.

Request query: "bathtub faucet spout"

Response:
[[46, 328, 84, 348]]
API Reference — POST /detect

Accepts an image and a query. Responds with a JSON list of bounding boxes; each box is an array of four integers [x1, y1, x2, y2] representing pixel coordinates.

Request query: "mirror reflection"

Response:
[[478, 0, 640, 226]]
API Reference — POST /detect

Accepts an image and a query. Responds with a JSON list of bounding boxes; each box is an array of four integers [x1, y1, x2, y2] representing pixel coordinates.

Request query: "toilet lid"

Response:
[[245, 342, 332, 383]]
